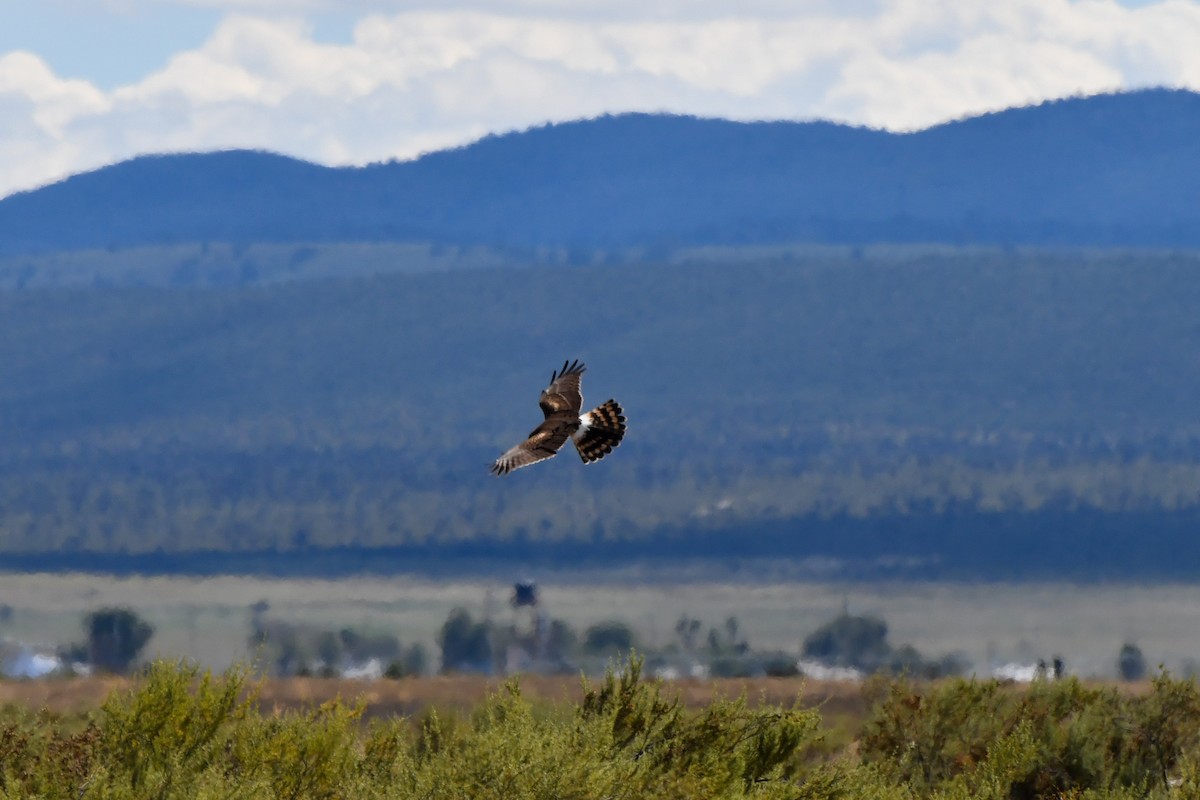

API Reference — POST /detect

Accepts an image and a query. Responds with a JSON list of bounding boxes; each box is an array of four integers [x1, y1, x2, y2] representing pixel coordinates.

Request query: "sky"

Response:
[[0, 0, 1197, 198]]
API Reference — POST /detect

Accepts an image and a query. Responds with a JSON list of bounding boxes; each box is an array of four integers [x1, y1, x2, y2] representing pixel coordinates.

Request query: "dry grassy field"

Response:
[[0, 672, 864, 722], [3, 570, 1200, 678], [2, 573, 1200, 681]]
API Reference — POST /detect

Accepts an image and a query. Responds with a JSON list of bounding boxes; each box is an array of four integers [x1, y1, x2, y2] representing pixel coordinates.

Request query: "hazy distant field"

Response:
[[3, 569, 1199, 678]]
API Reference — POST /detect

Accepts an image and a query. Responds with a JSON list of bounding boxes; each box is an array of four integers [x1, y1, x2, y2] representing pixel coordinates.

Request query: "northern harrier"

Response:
[[489, 359, 627, 476]]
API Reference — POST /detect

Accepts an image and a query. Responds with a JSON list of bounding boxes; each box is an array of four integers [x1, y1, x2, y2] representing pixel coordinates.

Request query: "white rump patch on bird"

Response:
[[574, 412, 593, 440]]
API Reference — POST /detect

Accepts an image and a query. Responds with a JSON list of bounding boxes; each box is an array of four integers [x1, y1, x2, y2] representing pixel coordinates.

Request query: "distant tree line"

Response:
[[247, 601, 427, 678], [40, 602, 1161, 683]]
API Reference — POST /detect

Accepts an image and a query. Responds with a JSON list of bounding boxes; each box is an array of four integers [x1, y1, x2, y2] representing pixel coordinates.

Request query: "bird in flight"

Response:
[[489, 359, 627, 476]]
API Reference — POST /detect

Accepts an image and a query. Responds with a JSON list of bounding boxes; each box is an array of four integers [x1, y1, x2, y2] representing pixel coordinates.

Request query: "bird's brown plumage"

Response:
[[489, 360, 627, 476], [538, 360, 585, 417]]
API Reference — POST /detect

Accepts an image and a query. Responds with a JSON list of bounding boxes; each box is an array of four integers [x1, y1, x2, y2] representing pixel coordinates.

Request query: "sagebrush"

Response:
[[3, 660, 1200, 799]]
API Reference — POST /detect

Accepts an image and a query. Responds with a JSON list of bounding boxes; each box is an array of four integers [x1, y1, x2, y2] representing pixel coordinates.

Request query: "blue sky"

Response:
[[1, 0, 1197, 197], [1, 4, 364, 88]]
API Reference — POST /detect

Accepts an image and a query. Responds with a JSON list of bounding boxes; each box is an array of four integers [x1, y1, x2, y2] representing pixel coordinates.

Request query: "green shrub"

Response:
[[0, 658, 858, 800], [96, 660, 253, 796], [6, 659, 1200, 799], [860, 671, 1200, 798]]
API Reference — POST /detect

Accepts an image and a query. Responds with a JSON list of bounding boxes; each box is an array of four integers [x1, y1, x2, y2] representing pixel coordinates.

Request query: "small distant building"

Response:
[[1, 644, 63, 678], [993, 657, 1066, 683], [511, 582, 539, 608], [653, 661, 710, 681], [341, 658, 385, 680], [796, 659, 864, 682], [992, 662, 1040, 682]]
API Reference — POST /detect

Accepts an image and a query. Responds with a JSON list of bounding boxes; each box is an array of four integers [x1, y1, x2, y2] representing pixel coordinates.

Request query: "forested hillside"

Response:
[[3, 89, 1200, 256], [4, 248, 1200, 577]]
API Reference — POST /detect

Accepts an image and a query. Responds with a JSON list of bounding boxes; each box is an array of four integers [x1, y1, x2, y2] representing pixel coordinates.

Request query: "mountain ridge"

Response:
[[3, 88, 1199, 255]]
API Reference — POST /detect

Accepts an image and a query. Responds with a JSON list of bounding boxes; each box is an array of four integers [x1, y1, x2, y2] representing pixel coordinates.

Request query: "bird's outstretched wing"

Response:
[[489, 420, 575, 476], [538, 359, 585, 417]]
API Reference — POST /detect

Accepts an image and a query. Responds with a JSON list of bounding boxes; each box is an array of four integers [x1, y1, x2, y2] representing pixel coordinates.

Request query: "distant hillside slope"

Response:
[[9, 249, 1200, 455], [7, 250, 1200, 574], [2, 89, 1200, 255]]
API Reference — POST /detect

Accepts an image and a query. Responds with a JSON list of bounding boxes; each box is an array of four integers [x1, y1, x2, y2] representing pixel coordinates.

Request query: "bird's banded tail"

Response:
[[574, 399, 627, 464]]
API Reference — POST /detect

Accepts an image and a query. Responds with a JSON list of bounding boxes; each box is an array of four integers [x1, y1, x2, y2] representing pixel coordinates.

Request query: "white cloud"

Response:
[[0, 51, 113, 193], [0, 51, 110, 135], [2, 0, 1200, 197]]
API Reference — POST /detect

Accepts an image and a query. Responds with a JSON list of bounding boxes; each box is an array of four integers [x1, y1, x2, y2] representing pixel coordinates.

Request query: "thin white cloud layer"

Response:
[[2, 0, 1199, 197]]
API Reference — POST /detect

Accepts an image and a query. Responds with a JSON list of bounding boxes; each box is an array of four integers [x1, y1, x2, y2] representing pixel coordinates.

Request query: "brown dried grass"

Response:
[[0, 673, 864, 721]]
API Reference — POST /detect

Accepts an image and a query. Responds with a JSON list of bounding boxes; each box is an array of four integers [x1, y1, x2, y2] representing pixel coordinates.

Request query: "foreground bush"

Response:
[[0, 659, 862, 799], [6, 661, 1200, 798], [860, 671, 1200, 798]]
